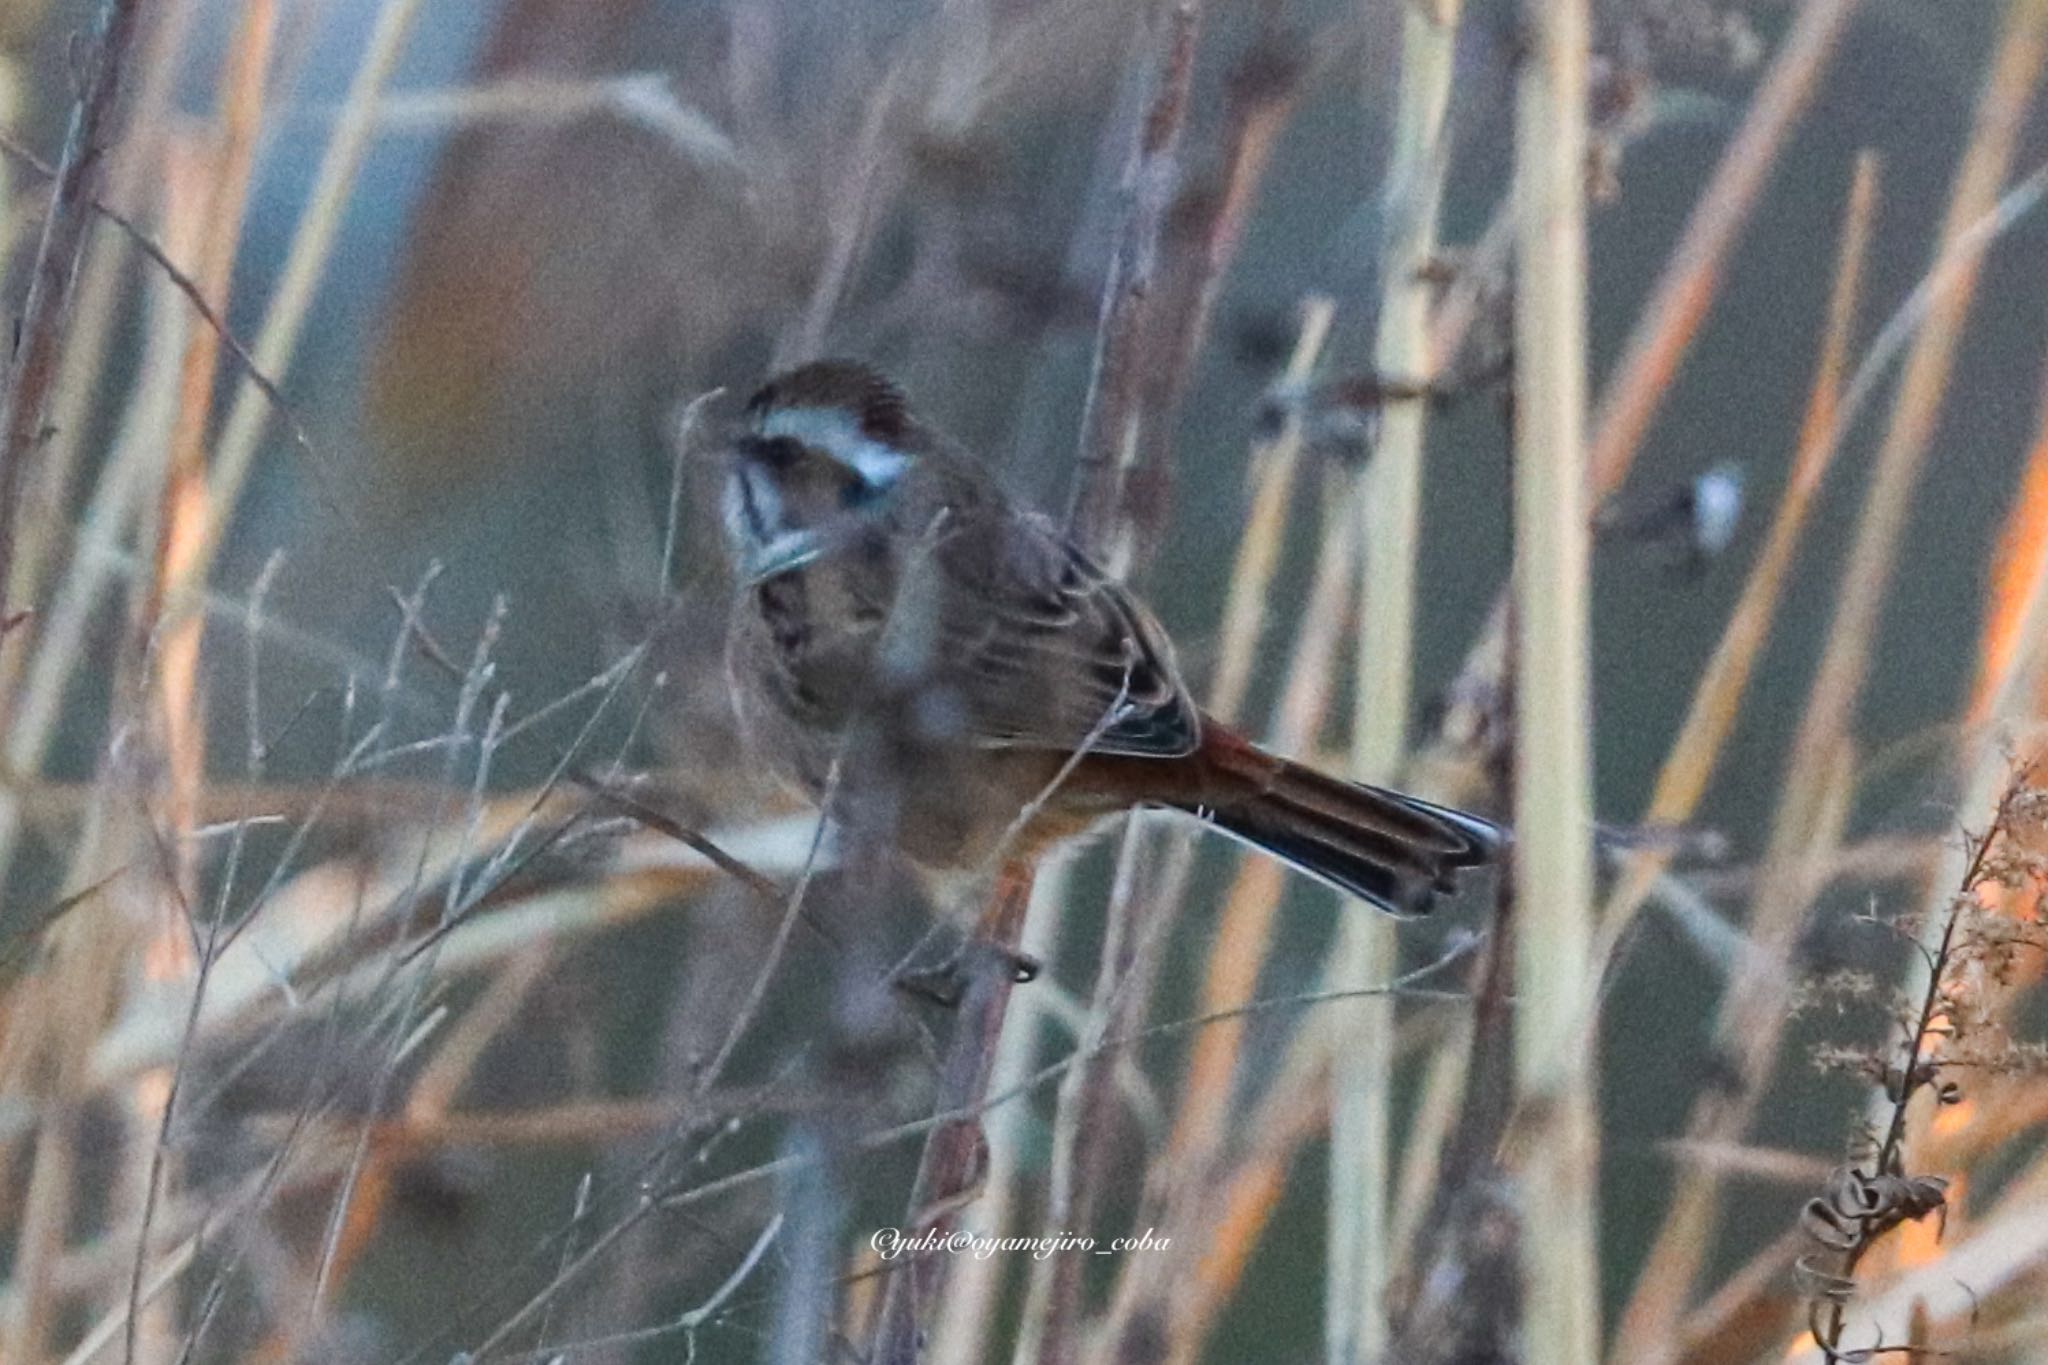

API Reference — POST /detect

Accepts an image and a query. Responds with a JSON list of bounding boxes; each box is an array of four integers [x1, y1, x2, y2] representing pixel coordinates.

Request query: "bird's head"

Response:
[[720, 361, 922, 582]]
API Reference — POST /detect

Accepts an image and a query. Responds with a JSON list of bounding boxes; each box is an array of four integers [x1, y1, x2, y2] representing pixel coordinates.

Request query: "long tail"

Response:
[[1176, 724, 1501, 916]]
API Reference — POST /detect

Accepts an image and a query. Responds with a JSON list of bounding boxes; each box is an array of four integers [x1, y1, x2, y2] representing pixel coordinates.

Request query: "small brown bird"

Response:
[[719, 361, 1499, 916]]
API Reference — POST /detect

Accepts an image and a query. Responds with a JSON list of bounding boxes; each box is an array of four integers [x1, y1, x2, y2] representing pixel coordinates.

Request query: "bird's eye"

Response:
[[839, 472, 885, 509], [742, 435, 806, 469]]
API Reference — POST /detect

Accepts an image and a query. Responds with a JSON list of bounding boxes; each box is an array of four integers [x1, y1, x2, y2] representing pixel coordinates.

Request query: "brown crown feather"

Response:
[[746, 360, 912, 444]]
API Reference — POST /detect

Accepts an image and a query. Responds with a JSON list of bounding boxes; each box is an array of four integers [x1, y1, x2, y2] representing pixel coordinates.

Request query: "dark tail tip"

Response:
[[1191, 765, 1500, 917]]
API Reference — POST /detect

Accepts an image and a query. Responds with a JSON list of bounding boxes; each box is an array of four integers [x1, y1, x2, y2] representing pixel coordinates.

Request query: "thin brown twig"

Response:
[[0, 128, 349, 537], [1063, 0, 1203, 571]]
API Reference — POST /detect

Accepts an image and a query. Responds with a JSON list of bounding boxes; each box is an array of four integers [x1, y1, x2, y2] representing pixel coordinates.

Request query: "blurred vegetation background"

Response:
[[2, 0, 2048, 1361]]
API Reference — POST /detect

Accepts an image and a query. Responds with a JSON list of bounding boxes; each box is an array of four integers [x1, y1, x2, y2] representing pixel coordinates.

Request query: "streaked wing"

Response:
[[925, 509, 1200, 758]]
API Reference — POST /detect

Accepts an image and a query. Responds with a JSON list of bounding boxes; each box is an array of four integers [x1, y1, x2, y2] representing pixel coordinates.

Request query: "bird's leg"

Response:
[[891, 938, 1040, 1009], [891, 860, 1041, 1008]]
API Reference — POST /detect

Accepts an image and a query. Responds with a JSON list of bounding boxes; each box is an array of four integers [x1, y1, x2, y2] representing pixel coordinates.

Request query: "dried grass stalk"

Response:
[[1509, 0, 1601, 1358]]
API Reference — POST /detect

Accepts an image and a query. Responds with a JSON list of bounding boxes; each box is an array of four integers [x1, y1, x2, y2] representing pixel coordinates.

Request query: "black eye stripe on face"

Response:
[[739, 434, 807, 469]]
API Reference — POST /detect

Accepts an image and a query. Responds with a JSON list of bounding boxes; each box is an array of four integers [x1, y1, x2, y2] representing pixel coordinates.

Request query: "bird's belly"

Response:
[[888, 748, 1126, 873]]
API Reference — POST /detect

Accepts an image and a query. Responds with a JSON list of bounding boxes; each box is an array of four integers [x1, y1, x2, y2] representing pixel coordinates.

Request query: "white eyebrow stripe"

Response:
[[761, 408, 910, 486]]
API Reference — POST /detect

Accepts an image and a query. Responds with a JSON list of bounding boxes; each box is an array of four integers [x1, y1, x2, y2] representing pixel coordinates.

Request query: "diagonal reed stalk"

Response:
[[1586, 0, 1864, 495], [1591, 155, 1878, 973], [1616, 3, 2048, 1353], [182, 0, 428, 593], [1605, 153, 1878, 1362], [1510, 1, 1600, 1363]]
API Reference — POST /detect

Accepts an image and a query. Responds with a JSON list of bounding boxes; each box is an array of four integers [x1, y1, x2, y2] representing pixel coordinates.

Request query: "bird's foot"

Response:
[[891, 941, 1040, 1010]]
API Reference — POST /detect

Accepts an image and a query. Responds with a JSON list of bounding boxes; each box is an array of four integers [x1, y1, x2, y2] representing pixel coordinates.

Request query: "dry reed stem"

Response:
[[1025, 823, 1152, 1365], [1976, 423, 2048, 723], [114, 46, 278, 1357], [1510, 0, 1600, 1360], [1159, 1035, 1329, 1365], [141, 0, 274, 850], [1328, 1, 1462, 1356], [0, 0, 149, 629], [1592, 154, 1876, 973], [1205, 484, 1364, 1105], [1141, 332, 1336, 1164], [0, 188, 192, 1103], [1585, 0, 1862, 495], [1351, 0, 1463, 789]]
